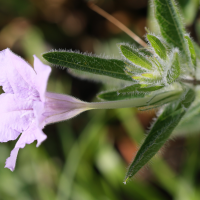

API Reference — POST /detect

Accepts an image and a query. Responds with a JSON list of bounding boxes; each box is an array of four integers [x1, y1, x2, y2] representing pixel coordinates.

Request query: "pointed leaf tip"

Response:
[[123, 177, 129, 185], [125, 88, 195, 180]]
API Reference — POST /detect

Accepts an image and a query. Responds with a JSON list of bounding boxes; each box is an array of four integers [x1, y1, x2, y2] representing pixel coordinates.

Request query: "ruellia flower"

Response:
[[0, 48, 90, 171], [0, 48, 181, 171]]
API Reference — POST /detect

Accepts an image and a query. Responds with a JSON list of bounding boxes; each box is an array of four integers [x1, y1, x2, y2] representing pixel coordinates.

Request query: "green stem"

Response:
[[89, 98, 148, 110]]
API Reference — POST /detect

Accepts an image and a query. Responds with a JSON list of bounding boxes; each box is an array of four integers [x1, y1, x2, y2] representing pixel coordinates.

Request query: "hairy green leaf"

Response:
[[154, 0, 188, 55], [132, 73, 162, 85], [119, 45, 153, 70], [138, 85, 164, 92], [98, 84, 164, 101], [68, 68, 133, 90], [147, 89, 182, 106], [150, 57, 164, 73], [147, 34, 167, 60], [42, 51, 133, 81], [98, 84, 145, 101], [185, 35, 196, 66], [138, 48, 152, 57], [167, 51, 180, 84], [138, 89, 183, 110], [124, 88, 195, 182], [124, 64, 147, 75]]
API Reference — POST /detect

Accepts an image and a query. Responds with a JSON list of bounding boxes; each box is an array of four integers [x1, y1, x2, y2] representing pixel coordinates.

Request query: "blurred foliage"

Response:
[[0, 0, 200, 200]]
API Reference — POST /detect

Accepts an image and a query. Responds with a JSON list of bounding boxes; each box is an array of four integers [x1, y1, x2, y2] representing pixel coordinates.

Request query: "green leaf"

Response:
[[98, 84, 164, 101], [147, 34, 167, 60], [119, 45, 153, 70], [42, 51, 133, 81], [150, 57, 164, 73], [138, 85, 164, 92], [167, 51, 180, 84], [132, 73, 162, 85], [124, 64, 147, 75], [98, 84, 145, 101], [68, 68, 133, 90], [124, 88, 195, 182], [138, 48, 152, 57], [184, 35, 196, 66], [147, 89, 182, 106], [154, 0, 188, 55]]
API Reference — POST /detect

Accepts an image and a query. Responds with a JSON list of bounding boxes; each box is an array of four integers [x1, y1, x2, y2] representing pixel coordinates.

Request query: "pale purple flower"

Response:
[[0, 48, 89, 171]]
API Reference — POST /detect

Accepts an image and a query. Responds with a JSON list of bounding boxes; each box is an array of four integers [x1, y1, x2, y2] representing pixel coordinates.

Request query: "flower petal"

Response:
[[0, 93, 33, 113], [5, 125, 47, 171], [0, 48, 38, 97], [0, 93, 34, 142], [33, 101, 46, 128], [0, 111, 34, 142], [15, 125, 47, 148], [5, 148, 19, 171], [33, 55, 51, 102]]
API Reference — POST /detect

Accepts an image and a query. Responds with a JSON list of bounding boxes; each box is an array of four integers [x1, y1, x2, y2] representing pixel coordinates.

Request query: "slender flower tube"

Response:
[[0, 48, 181, 171]]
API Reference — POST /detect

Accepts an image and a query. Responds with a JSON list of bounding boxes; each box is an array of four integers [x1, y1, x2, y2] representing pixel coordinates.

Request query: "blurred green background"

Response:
[[0, 0, 200, 199]]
